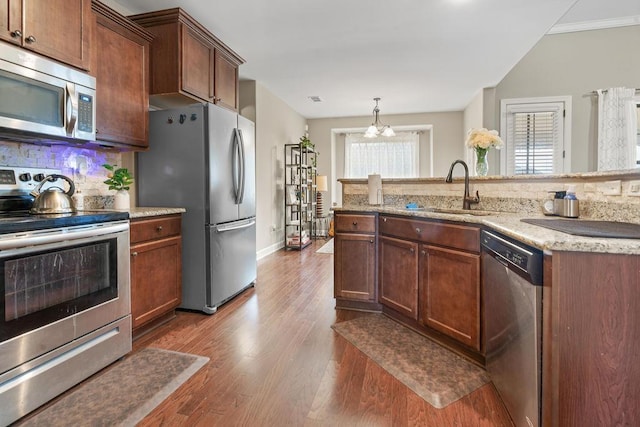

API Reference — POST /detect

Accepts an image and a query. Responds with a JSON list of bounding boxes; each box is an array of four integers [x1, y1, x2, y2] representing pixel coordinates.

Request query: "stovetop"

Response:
[[0, 166, 129, 234], [0, 210, 130, 234]]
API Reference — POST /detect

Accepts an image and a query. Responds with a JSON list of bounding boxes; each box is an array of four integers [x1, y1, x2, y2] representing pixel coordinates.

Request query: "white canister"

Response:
[[113, 190, 130, 210]]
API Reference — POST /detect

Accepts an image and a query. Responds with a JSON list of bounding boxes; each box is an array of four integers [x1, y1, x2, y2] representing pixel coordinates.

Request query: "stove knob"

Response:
[[19, 173, 32, 182], [33, 173, 46, 182]]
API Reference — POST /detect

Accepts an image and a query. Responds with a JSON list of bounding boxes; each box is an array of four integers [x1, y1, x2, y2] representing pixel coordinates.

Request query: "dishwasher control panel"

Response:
[[481, 230, 543, 285]]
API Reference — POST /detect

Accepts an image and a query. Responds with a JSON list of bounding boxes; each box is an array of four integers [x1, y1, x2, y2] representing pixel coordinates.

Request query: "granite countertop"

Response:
[[335, 206, 640, 255], [128, 207, 186, 219]]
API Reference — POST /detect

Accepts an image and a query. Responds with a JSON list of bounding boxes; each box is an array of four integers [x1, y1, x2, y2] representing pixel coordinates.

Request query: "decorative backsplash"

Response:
[[340, 171, 640, 223], [0, 141, 124, 209]]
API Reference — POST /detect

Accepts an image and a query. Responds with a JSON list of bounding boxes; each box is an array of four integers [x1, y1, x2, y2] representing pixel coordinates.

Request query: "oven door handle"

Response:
[[0, 222, 129, 251]]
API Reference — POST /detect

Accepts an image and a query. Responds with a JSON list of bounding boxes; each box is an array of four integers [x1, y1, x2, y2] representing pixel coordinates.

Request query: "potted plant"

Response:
[[103, 163, 134, 209]]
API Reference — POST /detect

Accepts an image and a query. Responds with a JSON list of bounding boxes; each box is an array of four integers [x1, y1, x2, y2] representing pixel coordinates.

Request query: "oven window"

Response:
[[1, 239, 118, 341]]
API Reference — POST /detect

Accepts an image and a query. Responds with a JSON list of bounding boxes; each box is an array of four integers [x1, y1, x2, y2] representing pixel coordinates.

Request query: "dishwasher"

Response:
[[481, 230, 543, 427]]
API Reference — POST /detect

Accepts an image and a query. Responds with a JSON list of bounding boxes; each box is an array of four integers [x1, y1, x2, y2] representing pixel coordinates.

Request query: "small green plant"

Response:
[[103, 163, 134, 191], [299, 135, 314, 150]]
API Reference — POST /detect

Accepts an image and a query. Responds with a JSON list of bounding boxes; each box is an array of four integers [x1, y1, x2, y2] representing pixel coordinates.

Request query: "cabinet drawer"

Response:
[[379, 216, 479, 253], [131, 215, 182, 244], [335, 214, 376, 233]]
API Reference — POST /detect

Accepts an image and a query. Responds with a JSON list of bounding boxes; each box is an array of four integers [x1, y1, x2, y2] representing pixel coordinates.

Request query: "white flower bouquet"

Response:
[[465, 128, 503, 150]]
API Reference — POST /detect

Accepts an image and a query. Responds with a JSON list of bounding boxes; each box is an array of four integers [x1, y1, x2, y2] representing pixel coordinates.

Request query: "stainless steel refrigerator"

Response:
[[137, 103, 256, 314]]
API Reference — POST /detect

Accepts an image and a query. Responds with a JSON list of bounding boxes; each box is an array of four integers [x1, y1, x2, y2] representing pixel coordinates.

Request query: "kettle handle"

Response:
[[32, 174, 75, 197]]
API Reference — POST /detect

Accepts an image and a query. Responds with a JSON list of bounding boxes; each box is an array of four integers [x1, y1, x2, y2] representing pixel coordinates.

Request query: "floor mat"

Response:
[[332, 314, 489, 408], [17, 348, 209, 427], [316, 238, 334, 254]]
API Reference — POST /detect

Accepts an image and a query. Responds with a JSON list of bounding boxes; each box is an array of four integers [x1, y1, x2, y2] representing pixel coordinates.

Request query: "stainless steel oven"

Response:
[[0, 169, 130, 425]]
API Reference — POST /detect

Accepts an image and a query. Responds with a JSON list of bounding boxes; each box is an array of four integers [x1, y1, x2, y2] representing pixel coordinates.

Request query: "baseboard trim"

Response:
[[257, 240, 284, 260]]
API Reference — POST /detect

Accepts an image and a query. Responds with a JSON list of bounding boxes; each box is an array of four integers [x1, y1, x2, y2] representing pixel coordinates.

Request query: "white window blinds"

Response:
[[504, 102, 565, 175], [344, 131, 419, 178]]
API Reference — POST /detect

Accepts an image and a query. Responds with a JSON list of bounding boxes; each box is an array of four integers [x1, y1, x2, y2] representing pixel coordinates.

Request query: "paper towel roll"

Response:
[[368, 174, 382, 205]]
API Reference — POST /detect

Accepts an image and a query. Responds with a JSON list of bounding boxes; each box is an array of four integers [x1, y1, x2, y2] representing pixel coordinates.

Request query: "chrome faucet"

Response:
[[445, 160, 480, 210]]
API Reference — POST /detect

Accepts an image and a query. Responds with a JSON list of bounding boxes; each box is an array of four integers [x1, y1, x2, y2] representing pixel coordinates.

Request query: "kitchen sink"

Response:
[[426, 208, 498, 216]]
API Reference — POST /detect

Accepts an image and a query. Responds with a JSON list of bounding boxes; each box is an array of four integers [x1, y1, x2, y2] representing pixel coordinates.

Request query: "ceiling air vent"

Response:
[[308, 96, 323, 103]]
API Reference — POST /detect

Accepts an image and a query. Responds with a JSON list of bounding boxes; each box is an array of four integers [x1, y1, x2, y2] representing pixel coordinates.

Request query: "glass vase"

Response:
[[475, 148, 489, 176]]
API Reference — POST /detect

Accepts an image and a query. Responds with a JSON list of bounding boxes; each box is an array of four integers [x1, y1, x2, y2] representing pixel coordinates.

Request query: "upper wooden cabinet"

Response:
[[129, 8, 243, 111], [1, 0, 92, 70], [91, 1, 152, 149]]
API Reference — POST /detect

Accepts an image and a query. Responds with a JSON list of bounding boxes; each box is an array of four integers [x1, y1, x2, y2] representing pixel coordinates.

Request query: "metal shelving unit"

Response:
[[284, 143, 316, 250]]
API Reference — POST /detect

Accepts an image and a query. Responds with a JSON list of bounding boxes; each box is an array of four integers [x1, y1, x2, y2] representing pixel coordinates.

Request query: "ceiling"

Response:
[[113, 0, 639, 119]]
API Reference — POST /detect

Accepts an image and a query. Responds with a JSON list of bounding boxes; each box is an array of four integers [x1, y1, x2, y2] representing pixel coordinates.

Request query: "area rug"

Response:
[[316, 238, 334, 254], [331, 314, 489, 408], [18, 348, 209, 427]]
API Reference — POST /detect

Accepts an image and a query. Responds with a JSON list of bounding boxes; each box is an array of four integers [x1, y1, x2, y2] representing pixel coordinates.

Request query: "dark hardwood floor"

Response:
[[130, 239, 512, 426]]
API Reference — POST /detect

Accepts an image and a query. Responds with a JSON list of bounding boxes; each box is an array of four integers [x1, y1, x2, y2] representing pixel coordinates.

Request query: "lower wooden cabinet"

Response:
[[419, 245, 481, 350], [334, 233, 376, 301], [130, 214, 182, 335], [379, 235, 419, 320], [334, 212, 378, 309]]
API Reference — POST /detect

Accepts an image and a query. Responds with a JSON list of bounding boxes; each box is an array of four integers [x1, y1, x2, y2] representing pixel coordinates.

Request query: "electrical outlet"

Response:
[[599, 180, 621, 196], [628, 180, 640, 196]]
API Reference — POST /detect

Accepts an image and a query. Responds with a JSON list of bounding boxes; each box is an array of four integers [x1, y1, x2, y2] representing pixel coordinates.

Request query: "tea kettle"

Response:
[[29, 174, 77, 214]]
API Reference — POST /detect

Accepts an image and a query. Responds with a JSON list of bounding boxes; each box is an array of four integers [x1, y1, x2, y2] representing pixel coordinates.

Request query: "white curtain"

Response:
[[597, 87, 637, 171], [344, 131, 419, 178]]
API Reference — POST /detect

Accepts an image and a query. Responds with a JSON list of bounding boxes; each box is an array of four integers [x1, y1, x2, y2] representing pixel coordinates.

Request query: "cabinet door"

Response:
[[93, 10, 149, 148], [0, 0, 21, 45], [130, 236, 182, 329], [334, 233, 376, 301], [181, 25, 213, 101], [23, 0, 91, 70], [419, 245, 481, 350], [379, 236, 418, 319], [213, 49, 239, 111]]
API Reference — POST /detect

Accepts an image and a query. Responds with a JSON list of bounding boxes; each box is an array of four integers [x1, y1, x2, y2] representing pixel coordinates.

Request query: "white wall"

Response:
[[308, 111, 463, 208], [240, 81, 307, 257]]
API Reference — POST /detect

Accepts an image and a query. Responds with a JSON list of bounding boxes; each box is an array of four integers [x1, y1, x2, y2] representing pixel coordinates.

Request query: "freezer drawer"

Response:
[[205, 218, 257, 313]]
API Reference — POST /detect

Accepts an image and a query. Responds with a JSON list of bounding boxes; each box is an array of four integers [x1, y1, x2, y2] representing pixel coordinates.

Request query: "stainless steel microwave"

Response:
[[0, 43, 96, 144]]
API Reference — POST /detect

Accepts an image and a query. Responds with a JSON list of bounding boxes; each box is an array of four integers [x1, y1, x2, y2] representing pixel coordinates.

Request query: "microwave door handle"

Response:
[[65, 83, 78, 136]]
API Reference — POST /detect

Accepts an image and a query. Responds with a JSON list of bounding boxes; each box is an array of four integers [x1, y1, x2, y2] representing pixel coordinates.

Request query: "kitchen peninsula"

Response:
[[334, 169, 640, 426]]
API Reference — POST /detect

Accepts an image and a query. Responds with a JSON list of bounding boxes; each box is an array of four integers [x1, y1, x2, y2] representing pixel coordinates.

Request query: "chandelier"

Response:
[[364, 97, 395, 138]]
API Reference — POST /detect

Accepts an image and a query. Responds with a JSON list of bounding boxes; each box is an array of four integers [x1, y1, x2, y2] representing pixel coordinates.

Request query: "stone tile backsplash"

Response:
[[341, 173, 640, 223], [0, 141, 124, 208]]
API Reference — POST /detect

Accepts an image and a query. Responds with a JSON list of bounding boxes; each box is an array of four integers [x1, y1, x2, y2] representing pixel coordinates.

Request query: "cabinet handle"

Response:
[[383, 217, 387, 222], [352, 221, 358, 226], [156, 226, 163, 232], [25, 35, 36, 44], [10, 30, 22, 38], [409, 247, 415, 253], [421, 250, 426, 256], [131, 252, 138, 257], [416, 227, 421, 234], [369, 239, 374, 243]]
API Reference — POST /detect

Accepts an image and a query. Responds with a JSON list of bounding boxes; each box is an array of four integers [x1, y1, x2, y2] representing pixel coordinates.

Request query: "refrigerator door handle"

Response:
[[232, 128, 242, 203], [237, 128, 246, 204], [215, 218, 256, 232]]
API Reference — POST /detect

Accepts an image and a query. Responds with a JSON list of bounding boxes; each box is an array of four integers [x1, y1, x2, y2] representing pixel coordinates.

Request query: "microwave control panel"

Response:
[[77, 93, 93, 133]]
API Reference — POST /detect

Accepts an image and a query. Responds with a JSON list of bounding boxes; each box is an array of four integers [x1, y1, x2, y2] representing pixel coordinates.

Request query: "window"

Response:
[[344, 131, 419, 178], [500, 97, 571, 175]]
